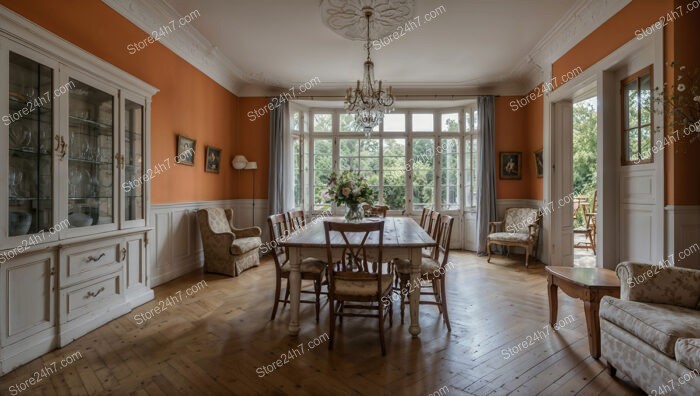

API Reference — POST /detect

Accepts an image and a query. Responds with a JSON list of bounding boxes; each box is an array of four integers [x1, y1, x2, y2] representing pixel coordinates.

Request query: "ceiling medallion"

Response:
[[320, 0, 416, 41]]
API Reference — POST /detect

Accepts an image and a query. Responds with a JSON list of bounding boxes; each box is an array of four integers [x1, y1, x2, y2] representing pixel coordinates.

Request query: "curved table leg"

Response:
[[288, 247, 301, 336], [409, 247, 422, 337]]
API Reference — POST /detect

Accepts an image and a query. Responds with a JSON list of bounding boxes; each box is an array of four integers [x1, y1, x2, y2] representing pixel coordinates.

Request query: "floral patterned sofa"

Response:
[[196, 208, 262, 277], [601, 262, 700, 395], [486, 207, 540, 267]]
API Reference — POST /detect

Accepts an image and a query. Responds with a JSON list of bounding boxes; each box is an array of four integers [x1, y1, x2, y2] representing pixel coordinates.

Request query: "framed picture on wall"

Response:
[[205, 146, 222, 173], [534, 149, 544, 178], [500, 152, 522, 180], [176, 134, 196, 166]]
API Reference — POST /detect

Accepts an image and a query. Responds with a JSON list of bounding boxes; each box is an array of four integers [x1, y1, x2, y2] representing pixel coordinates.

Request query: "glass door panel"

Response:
[[67, 79, 114, 228], [7, 52, 54, 236], [124, 99, 144, 222]]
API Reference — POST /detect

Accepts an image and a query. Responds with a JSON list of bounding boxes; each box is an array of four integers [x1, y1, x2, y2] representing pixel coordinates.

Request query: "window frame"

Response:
[[620, 65, 654, 166], [305, 105, 478, 215]]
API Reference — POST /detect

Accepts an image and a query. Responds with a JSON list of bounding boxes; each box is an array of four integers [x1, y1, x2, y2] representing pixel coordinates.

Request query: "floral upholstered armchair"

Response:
[[487, 207, 540, 268], [196, 208, 262, 277]]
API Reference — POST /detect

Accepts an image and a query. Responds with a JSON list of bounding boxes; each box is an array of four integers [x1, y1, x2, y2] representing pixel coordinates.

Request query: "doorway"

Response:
[[572, 95, 598, 268]]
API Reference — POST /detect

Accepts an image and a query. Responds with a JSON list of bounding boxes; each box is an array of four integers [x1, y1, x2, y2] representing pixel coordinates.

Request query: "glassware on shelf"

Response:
[[9, 166, 24, 198], [39, 126, 50, 154], [69, 168, 82, 197]]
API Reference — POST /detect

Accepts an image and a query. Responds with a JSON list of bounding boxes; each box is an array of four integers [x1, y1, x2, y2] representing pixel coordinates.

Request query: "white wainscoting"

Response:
[[665, 206, 700, 270], [148, 199, 268, 287]]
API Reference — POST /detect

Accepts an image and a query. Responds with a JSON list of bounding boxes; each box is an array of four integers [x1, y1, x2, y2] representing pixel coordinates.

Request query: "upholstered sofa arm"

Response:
[[489, 221, 502, 234], [616, 262, 700, 309], [232, 226, 262, 238], [528, 223, 539, 239]]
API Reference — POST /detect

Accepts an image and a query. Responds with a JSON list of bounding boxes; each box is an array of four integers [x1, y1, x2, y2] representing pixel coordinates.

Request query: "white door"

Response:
[[552, 101, 574, 266]]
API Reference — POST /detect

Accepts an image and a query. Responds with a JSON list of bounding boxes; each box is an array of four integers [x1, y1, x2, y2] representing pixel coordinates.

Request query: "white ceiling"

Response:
[[165, 0, 577, 95]]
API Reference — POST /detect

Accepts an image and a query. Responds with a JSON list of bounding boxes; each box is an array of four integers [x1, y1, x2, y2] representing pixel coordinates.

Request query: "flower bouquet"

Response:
[[654, 62, 700, 148], [325, 170, 374, 221]]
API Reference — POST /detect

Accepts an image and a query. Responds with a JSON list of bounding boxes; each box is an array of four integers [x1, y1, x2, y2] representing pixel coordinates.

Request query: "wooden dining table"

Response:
[[279, 216, 437, 338]]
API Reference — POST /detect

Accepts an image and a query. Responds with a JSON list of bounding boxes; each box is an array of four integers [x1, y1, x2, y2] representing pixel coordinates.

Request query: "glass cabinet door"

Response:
[[67, 78, 115, 229], [7, 52, 54, 237], [124, 99, 144, 223]]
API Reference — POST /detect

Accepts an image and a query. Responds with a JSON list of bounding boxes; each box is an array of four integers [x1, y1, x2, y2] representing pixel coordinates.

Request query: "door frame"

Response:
[[543, 29, 664, 268]]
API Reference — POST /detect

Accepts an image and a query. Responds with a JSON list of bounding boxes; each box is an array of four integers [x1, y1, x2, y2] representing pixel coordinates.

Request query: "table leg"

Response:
[[584, 300, 601, 359], [288, 247, 301, 337], [409, 247, 422, 337], [547, 274, 558, 327]]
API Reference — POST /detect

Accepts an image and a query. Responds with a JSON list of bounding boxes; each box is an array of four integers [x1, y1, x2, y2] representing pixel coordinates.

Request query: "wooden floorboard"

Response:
[[0, 251, 645, 395]]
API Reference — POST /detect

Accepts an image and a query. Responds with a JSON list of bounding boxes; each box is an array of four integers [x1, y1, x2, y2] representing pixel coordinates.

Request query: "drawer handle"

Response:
[[121, 247, 127, 261], [86, 253, 106, 262], [85, 287, 105, 299]]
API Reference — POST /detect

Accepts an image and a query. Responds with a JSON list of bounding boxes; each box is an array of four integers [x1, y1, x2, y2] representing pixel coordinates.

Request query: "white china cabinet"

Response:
[[0, 7, 157, 375]]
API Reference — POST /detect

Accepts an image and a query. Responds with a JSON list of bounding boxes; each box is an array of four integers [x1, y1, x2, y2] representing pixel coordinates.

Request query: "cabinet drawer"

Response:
[[61, 241, 122, 286], [60, 271, 124, 322]]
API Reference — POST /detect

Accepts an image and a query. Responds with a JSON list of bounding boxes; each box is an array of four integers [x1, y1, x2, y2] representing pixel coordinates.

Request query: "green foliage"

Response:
[[573, 98, 597, 227]]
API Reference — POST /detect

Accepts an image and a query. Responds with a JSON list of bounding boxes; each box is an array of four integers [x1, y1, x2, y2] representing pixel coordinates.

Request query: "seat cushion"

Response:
[[675, 338, 700, 371], [395, 257, 441, 275], [229, 237, 262, 255], [334, 275, 392, 297], [487, 232, 530, 243], [600, 296, 700, 357], [281, 258, 326, 274]]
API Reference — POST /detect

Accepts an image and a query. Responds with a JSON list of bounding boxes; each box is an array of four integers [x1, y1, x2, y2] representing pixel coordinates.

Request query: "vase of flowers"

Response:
[[325, 170, 374, 222]]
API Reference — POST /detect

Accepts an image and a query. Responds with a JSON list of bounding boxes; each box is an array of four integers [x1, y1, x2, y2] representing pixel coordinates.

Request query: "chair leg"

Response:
[[378, 300, 387, 356], [282, 278, 290, 308], [439, 277, 451, 332], [506, 246, 510, 257], [388, 297, 393, 327], [525, 247, 530, 268], [487, 241, 492, 262], [314, 277, 321, 323], [400, 275, 407, 324], [328, 297, 335, 351], [432, 279, 443, 313], [271, 274, 282, 320]]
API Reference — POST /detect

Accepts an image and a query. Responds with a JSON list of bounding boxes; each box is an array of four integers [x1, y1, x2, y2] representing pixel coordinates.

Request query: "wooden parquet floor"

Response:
[[0, 252, 645, 395]]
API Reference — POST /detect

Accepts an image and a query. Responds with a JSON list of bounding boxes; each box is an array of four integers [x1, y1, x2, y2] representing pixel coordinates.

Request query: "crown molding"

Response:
[[101, 0, 247, 95], [512, 0, 632, 93]]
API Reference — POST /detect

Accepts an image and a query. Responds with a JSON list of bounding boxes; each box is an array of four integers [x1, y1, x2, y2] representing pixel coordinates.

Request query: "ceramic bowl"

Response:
[[9, 211, 32, 236], [68, 212, 93, 227]]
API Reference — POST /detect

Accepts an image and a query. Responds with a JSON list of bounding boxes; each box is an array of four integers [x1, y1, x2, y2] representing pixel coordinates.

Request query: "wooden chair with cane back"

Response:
[[267, 214, 326, 322], [324, 220, 393, 355]]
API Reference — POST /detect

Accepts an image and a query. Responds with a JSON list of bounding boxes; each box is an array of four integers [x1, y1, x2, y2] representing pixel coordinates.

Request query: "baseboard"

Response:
[[0, 330, 57, 376], [58, 303, 131, 347]]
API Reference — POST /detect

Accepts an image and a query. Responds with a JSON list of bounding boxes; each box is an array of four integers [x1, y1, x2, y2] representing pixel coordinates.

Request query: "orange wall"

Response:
[[235, 98, 270, 199], [552, 0, 671, 84], [495, 97, 530, 199], [1, 0, 239, 204], [525, 89, 544, 200]]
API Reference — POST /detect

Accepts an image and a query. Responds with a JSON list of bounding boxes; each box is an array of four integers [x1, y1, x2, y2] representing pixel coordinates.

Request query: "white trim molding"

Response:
[[512, 0, 632, 92], [665, 205, 700, 270], [149, 199, 268, 287], [101, 0, 247, 95]]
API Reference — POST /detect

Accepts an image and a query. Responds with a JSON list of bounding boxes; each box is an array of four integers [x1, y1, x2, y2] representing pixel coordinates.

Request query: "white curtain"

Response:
[[268, 100, 294, 215], [476, 96, 497, 255]]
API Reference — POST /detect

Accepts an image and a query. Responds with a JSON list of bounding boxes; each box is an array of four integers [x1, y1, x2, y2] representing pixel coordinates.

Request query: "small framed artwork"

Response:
[[534, 149, 544, 178], [205, 146, 222, 173], [500, 152, 522, 180], [176, 135, 196, 166]]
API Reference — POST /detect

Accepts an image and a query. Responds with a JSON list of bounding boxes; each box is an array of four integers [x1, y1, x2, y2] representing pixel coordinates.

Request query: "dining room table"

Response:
[[279, 216, 437, 338]]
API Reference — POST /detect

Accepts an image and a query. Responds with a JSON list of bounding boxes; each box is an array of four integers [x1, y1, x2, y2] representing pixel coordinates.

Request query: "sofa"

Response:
[[196, 208, 262, 277], [601, 262, 700, 395]]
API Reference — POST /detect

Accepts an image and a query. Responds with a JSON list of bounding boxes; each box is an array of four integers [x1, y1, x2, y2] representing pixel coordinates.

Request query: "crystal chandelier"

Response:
[[344, 7, 395, 135]]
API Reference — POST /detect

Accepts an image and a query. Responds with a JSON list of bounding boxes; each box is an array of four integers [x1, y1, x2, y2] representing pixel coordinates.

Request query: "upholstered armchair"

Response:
[[487, 207, 540, 267], [196, 208, 262, 277]]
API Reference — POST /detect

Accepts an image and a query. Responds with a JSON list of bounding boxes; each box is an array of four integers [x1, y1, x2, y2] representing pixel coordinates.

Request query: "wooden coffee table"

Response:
[[545, 266, 620, 359]]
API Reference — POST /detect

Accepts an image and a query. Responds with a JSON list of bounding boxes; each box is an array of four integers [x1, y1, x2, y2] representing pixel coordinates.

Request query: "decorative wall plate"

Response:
[[320, 0, 416, 41]]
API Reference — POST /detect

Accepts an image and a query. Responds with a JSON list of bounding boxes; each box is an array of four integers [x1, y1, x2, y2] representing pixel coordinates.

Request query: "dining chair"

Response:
[[424, 210, 441, 258], [365, 205, 389, 218], [287, 209, 306, 232], [324, 220, 393, 355], [267, 214, 326, 322], [419, 208, 432, 229], [396, 214, 454, 331]]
